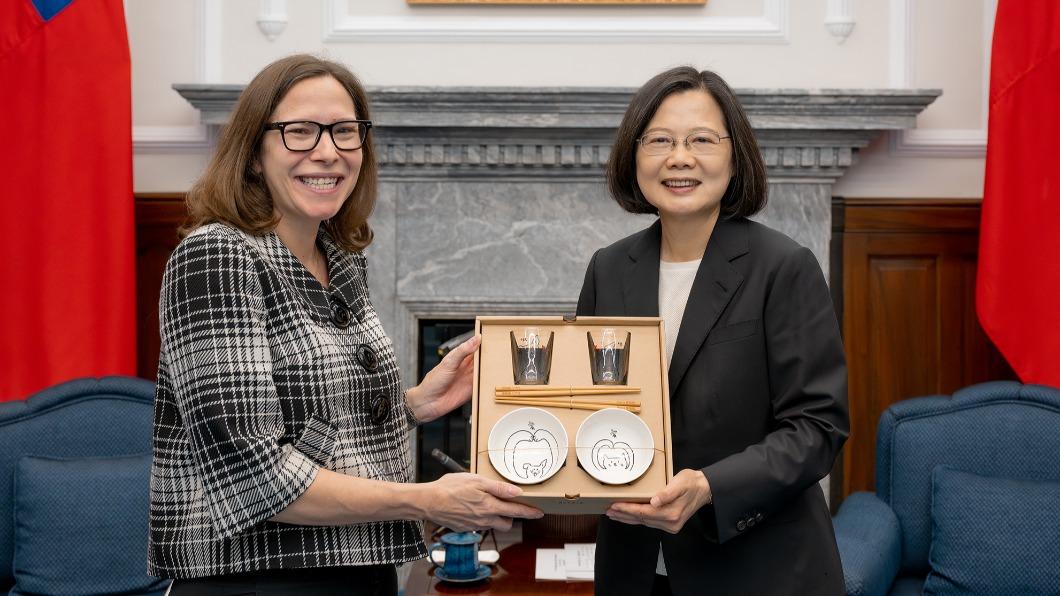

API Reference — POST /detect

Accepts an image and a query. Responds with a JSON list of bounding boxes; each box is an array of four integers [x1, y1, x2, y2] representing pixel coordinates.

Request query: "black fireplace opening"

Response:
[[415, 319, 475, 482]]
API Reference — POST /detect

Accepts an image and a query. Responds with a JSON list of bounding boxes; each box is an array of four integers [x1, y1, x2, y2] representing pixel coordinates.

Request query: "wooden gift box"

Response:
[[469, 316, 673, 514]]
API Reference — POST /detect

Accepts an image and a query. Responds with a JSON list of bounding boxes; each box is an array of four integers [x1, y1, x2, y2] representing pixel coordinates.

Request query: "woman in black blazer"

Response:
[[577, 67, 849, 596]]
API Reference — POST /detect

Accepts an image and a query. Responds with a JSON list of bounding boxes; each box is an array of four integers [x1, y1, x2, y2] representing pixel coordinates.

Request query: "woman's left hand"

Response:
[[405, 334, 481, 423], [605, 468, 712, 534]]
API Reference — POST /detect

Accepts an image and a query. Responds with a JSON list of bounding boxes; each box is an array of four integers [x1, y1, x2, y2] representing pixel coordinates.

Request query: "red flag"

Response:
[[0, 0, 136, 400], [977, 0, 1060, 387]]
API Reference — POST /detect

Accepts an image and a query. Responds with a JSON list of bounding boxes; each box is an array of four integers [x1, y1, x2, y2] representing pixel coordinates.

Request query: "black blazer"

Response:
[[577, 218, 848, 596]]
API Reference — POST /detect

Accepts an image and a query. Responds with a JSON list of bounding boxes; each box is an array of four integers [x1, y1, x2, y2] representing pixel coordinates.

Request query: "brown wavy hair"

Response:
[[182, 54, 376, 251]]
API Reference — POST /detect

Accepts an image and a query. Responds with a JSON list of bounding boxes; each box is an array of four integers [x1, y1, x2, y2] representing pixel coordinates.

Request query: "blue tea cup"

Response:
[[429, 531, 482, 580]]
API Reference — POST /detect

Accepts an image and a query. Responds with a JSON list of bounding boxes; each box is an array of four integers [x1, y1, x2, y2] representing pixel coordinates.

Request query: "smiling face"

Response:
[[258, 75, 363, 233], [635, 89, 733, 226]]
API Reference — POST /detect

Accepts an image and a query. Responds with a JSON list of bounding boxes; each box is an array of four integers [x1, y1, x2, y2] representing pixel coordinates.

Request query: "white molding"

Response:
[[889, 128, 987, 157], [325, 0, 789, 43], [258, 0, 288, 41], [133, 125, 211, 152], [888, 0, 913, 87], [981, 0, 996, 126], [198, 0, 222, 83], [889, 0, 993, 157], [135, 1, 220, 154], [824, 0, 855, 43]]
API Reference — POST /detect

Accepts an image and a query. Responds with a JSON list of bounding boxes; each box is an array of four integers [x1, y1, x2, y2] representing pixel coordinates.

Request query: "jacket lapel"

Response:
[[317, 232, 373, 326], [622, 220, 663, 317], [667, 218, 748, 395], [253, 231, 331, 322], [319, 232, 368, 314]]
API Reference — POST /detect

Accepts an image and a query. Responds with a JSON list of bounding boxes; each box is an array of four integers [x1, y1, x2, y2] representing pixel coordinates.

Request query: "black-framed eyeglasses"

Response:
[[638, 129, 731, 155], [263, 119, 372, 152]]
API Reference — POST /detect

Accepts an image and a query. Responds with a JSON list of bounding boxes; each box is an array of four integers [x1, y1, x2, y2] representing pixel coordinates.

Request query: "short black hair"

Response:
[[606, 66, 767, 218]]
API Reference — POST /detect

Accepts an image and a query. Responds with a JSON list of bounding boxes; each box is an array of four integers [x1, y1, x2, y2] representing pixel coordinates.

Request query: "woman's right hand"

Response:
[[420, 473, 543, 532]]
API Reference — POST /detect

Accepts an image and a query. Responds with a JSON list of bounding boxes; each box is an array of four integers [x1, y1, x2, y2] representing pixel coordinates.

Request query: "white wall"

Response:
[[129, 0, 992, 198]]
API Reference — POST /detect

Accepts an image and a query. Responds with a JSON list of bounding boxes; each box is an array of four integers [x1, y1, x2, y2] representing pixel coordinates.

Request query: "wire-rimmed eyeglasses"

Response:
[[263, 119, 372, 152], [638, 129, 731, 155]]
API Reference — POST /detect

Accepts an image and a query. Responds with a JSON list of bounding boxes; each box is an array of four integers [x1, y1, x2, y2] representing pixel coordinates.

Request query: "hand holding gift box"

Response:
[[470, 316, 673, 514]]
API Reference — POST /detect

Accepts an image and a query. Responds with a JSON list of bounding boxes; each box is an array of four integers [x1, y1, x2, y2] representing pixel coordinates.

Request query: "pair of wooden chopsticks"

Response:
[[495, 385, 640, 398], [494, 397, 641, 413]]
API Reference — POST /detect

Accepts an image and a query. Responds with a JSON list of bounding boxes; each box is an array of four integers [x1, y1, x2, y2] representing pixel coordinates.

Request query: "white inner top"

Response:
[[658, 258, 701, 366], [655, 257, 701, 576]]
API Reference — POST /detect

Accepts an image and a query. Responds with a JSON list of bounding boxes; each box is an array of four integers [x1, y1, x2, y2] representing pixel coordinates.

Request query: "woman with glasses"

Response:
[[148, 54, 542, 595], [576, 67, 849, 595]]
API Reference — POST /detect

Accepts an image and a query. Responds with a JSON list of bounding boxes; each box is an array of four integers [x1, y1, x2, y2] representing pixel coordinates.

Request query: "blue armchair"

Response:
[[833, 381, 1060, 596], [0, 376, 170, 595]]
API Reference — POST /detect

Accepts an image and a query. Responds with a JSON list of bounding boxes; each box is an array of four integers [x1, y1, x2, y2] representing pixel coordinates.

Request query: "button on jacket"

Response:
[[148, 223, 426, 579], [578, 218, 848, 596]]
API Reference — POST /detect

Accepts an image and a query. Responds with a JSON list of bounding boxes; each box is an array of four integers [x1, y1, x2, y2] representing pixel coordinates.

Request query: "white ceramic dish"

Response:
[[487, 407, 567, 485], [575, 407, 654, 485]]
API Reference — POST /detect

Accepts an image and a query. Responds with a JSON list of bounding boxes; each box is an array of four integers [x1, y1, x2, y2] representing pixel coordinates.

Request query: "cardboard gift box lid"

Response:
[[470, 316, 673, 514]]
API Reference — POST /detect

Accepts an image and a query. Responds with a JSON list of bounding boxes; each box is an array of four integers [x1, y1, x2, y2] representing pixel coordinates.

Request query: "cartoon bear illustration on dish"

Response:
[[591, 429, 635, 471], [503, 421, 560, 481]]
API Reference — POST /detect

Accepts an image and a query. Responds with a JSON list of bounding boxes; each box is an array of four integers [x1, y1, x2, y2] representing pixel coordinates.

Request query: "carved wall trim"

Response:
[[324, 0, 790, 44], [257, 0, 288, 41], [825, 0, 856, 43], [132, 0, 220, 152], [133, 125, 212, 153], [888, 0, 995, 157], [174, 85, 938, 182]]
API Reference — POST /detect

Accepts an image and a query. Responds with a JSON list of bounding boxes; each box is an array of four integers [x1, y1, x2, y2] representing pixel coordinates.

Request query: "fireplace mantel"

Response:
[[175, 85, 938, 182]]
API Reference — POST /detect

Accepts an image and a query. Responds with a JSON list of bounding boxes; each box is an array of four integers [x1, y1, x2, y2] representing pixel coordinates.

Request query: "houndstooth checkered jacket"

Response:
[[148, 222, 427, 579]]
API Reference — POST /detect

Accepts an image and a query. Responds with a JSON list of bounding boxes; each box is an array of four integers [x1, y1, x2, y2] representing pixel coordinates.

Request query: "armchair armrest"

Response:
[[833, 492, 902, 596]]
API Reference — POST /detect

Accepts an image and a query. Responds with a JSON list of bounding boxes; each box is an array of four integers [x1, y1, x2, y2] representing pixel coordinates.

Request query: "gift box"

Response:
[[469, 316, 673, 514]]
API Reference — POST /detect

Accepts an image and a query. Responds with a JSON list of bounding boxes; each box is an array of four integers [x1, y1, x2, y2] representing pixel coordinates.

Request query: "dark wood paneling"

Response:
[[835, 198, 1015, 498], [135, 194, 187, 380]]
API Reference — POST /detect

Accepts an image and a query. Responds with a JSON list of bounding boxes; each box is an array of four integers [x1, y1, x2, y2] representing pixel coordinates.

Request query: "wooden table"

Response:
[[404, 529, 594, 596]]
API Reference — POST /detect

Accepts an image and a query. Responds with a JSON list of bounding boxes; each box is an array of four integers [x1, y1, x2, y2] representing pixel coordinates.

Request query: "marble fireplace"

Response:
[[178, 84, 937, 388], [178, 84, 937, 496]]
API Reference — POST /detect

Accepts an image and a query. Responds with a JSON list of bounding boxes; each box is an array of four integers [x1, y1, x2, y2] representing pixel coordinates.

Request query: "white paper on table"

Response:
[[564, 543, 595, 580], [534, 548, 569, 581]]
